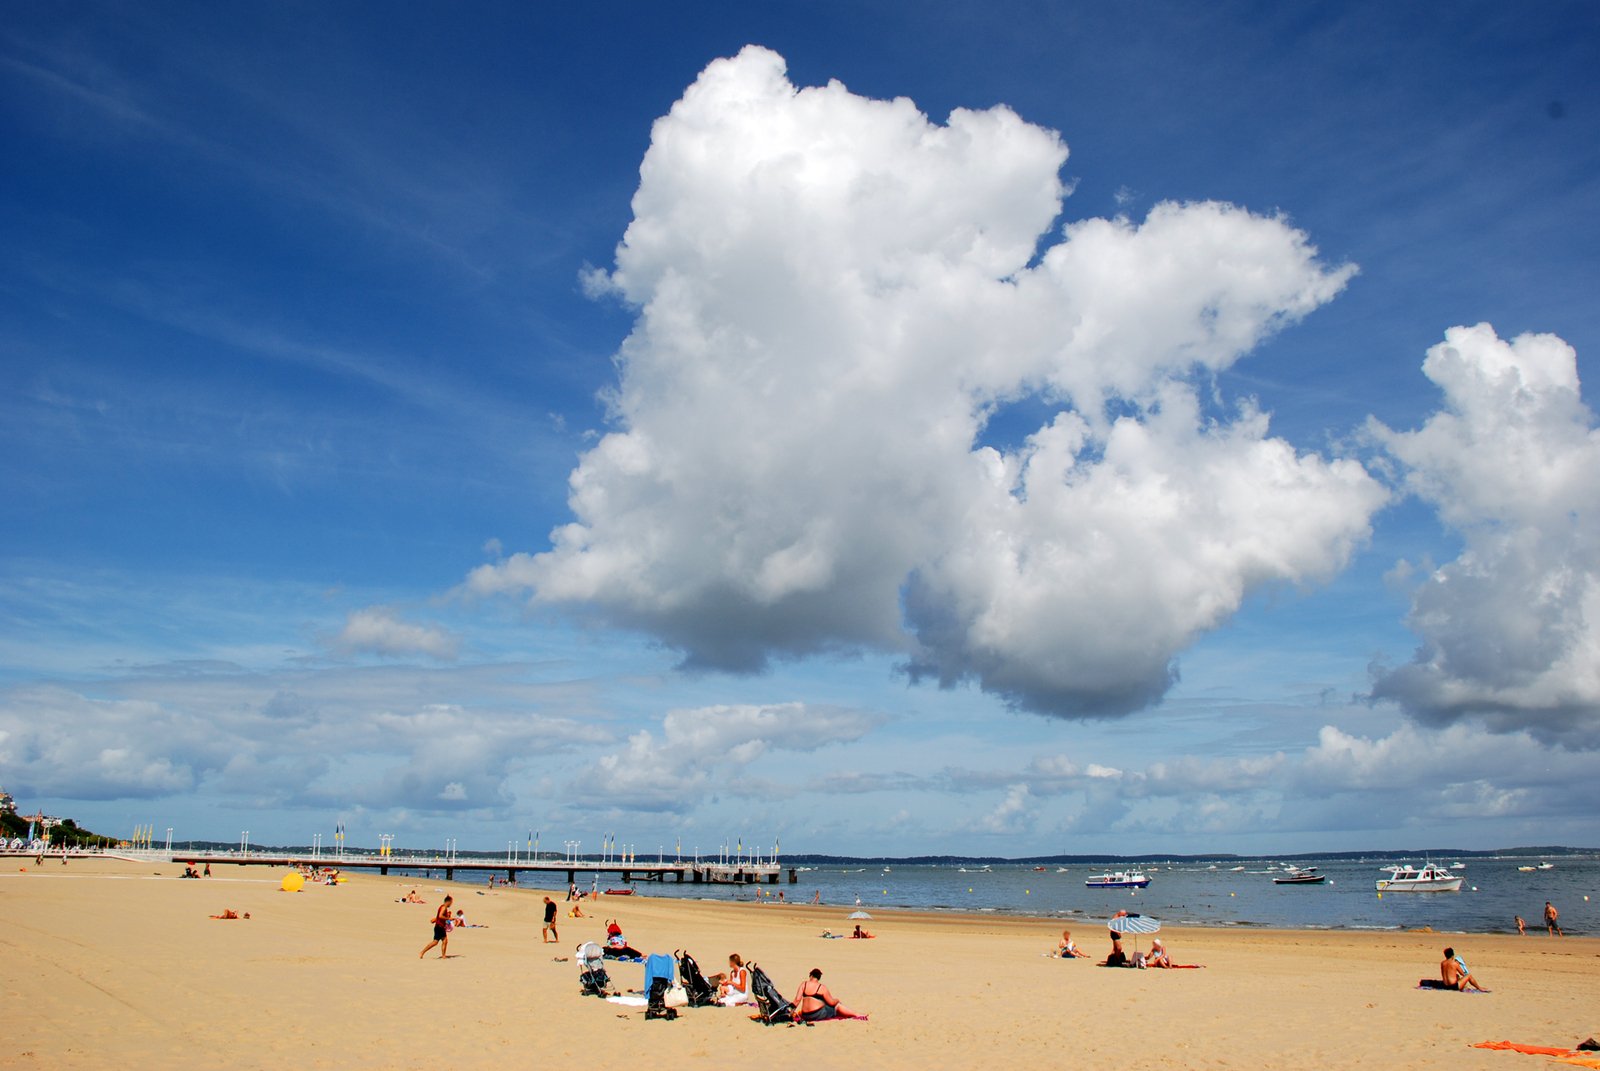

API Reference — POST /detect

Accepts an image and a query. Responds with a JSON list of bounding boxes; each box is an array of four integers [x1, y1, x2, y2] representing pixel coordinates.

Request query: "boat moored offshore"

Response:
[[1375, 863, 1462, 893]]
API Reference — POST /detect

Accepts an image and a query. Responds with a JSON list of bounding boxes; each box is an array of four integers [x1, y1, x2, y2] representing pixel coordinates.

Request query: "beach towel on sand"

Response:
[[1474, 1041, 1579, 1056]]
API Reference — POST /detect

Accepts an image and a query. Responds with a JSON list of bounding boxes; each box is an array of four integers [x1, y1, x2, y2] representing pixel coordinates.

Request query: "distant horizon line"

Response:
[[124, 842, 1596, 863]]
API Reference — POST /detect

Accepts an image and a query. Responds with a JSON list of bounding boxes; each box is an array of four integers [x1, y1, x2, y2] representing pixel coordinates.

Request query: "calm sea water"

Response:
[[428, 854, 1597, 934]]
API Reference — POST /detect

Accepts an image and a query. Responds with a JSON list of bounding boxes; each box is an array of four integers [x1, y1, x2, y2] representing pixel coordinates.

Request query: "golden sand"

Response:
[[2, 858, 1595, 1070]]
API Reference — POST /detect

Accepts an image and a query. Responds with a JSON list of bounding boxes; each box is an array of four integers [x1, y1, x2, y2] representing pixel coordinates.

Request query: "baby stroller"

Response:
[[674, 949, 718, 1008], [577, 941, 612, 997], [747, 963, 793, 1025], [643, 953, 678, 1021]]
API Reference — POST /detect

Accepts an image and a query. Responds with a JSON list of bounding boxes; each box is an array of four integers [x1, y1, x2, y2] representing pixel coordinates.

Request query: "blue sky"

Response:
[[3, 1, 1598, 856]]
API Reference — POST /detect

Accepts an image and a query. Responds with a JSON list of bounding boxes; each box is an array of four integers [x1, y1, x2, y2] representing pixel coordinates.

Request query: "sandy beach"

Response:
[[3, 857, 1595, 1070]]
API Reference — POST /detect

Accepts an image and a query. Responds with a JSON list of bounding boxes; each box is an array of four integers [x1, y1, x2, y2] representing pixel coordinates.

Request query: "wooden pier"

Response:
[[149, 849, 797, 886]]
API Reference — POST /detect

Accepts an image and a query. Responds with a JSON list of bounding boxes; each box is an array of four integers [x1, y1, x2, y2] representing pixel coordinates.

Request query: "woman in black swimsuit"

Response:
[[792, 968, 864, 1022]]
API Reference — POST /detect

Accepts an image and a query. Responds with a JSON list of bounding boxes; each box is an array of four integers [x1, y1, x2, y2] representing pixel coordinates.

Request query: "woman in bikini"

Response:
[[419, 895, 454, 958], [792, 968, 864, 1022]]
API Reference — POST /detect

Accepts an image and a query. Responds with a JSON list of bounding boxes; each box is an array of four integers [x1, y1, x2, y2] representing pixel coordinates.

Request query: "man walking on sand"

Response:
[[420, 895, 453, 959], [1545, 900, 1563, 937], [542, 895, 559, 943]]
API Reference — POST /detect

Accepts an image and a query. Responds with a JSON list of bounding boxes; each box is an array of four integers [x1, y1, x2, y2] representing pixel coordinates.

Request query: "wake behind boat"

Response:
[[1375, 862, 1462, 893], [1085, 870, 1150, 889]]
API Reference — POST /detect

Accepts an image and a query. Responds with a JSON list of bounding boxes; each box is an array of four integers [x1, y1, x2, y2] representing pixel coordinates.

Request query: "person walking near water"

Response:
[[420, 895, 454, 958], [1545, 901, 1563, 937], [542, 895, 559, 943]]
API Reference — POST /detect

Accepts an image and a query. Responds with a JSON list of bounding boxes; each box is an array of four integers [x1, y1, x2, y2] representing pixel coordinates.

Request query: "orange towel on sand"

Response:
[[1474, 1041, 1579, 1057]]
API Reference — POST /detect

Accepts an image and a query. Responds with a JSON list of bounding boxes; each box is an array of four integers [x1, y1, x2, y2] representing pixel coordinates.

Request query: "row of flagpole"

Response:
[[116, 822, 782, 866]]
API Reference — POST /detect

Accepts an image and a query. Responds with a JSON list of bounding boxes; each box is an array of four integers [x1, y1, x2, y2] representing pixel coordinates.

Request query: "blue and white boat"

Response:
[[1085, 870, 1151, 889]]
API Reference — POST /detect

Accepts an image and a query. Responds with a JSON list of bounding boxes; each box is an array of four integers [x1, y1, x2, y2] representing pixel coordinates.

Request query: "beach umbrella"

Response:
[[848, 910, 872, 920], [1106, 912, 1159, 955]]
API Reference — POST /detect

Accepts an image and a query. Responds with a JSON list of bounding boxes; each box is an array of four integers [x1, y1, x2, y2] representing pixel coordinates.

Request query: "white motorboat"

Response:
[[1085, 870, 1151, 889], [1375, 863, 1462, 893], [1273, 866, 1326, 885]]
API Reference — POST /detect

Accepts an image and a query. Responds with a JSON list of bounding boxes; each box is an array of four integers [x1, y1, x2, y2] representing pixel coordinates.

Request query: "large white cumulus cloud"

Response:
[[470, 46, 1384, 716], [1371, 324, 1600, 744]]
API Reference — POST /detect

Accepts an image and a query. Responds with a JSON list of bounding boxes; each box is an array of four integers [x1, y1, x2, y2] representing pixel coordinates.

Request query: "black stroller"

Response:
[[747, 963, 793, 1025], [577, 941, 613, 997], [673, 949, 719, 1008]]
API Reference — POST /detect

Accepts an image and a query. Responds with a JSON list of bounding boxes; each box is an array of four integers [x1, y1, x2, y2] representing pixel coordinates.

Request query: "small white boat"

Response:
[[1085, 870, 1151, 889], [1518, 866, 1536, 872], [1273, 866, 1326, 885], [1375, 863, 1462, 893], [1537, 862, 1555, 870]]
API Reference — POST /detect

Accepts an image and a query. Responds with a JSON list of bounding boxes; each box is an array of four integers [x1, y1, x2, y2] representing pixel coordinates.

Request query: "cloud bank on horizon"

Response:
[[470, 46, 1598, 741]]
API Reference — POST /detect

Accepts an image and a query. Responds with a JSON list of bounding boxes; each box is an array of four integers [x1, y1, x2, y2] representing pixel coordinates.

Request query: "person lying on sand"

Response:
[[208, 909, 249, 920], [851, 925, 874, 939]]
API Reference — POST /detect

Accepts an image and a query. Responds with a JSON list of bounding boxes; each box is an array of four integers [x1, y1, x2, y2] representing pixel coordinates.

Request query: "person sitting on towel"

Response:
[[1056, 929, 1089, 958], [602, 920, 641, 958], [792, 968, 864, 1022], [1440, 947, 1489, 992]]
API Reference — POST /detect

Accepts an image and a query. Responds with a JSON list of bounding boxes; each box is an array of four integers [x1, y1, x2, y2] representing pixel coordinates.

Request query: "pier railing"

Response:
[[43, 847, 795, 885]]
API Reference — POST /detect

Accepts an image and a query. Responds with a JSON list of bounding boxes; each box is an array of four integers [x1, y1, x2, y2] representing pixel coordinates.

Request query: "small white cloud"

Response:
[[580, 701, 881, 811], [335, 607, 459, 661], [976, 783, 1035, 833]]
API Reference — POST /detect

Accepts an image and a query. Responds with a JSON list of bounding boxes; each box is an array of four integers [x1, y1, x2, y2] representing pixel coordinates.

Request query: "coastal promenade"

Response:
[[4, 846, 794, 886]]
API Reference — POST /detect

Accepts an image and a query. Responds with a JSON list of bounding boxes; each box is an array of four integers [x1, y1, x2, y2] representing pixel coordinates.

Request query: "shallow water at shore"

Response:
[[402, 853, 1598, 934]]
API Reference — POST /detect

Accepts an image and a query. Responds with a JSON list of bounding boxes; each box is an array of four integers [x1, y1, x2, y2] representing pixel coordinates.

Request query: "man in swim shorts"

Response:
[[1440, 946, 1489, 991], [542, 895, 558, 943]]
